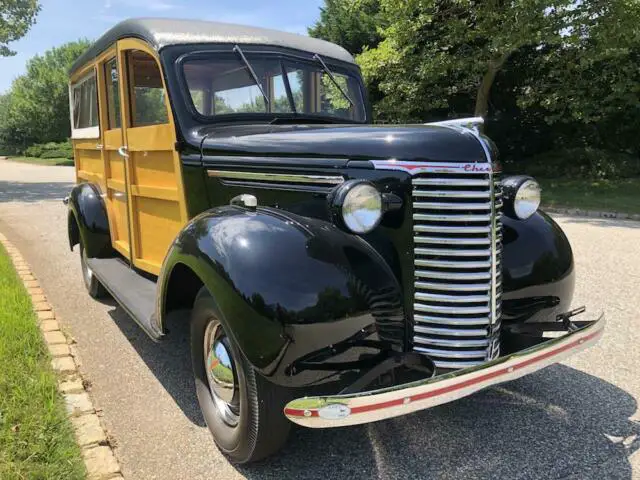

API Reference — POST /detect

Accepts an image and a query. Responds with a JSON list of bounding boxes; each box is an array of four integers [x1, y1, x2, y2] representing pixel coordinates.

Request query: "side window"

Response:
[[104, 58, 121, 129], [71, 71, 99, 134], [128, 50, 169, 127]]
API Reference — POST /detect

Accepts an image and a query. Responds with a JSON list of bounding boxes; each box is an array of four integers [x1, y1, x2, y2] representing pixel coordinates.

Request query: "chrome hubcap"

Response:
[[204, 320, 240, 426]]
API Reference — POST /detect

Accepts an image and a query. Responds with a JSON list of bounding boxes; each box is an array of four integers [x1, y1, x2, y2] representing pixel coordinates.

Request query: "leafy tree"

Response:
[[0, 40, 90, 147], [308, 0, 384, 55], [0, 0, 40, 56], [357, 0, 640, 122]]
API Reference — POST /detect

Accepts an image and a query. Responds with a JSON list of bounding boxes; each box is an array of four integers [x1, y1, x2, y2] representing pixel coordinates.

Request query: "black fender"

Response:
[[157, 205, 404, 388], [501, 210, 575, 324], [67, 183, 114, 258]]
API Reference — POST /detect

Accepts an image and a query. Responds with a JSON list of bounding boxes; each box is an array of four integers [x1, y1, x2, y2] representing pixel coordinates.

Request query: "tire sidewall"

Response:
[[190, 290, 257, 462]]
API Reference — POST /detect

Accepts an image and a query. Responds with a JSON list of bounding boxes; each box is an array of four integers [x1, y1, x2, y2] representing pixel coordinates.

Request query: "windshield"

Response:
[[182, 53, 366, 122]]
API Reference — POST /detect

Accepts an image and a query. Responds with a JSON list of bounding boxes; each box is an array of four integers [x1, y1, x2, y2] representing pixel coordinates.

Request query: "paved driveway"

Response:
[[0, 158, 639, 479]]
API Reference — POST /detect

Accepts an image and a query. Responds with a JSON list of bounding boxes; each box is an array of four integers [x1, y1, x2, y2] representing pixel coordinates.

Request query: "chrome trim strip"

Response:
[[415, 270, 491, 281], [372, 161, 492, 176], [414, 236, 490, 246], [207, 170, 345, 185], [283, 314, 605, 428], [414, 314, 490, 325]]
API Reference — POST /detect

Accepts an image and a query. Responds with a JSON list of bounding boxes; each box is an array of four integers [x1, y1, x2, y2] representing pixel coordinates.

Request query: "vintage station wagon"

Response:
[[65, 18, 604, 463]]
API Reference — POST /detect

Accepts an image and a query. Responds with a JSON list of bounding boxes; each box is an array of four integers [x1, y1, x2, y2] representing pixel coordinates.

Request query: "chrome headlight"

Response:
[[502, 176, 541, 220], [329, 180, 383, 234]]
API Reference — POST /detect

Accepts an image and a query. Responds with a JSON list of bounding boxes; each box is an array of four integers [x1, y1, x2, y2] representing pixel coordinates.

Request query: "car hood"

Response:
[[193, 123, 487, 163]]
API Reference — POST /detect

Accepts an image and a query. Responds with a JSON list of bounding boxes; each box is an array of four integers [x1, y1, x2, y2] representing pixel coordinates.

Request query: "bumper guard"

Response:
[[284, 312, 605, 428]]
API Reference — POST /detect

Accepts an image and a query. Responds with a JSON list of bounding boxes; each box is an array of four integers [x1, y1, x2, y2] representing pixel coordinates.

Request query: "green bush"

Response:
[[515, 148, 640, 180], [22, 140, 73, 159], [24, 144, 44, 157]]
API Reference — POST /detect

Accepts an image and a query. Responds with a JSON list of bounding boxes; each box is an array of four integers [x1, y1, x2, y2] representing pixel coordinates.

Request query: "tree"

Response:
[[0, 40, 90, 147], [308, 0, 384, 55], [357, 0, 640, 122], [0, 0, 40, 56]]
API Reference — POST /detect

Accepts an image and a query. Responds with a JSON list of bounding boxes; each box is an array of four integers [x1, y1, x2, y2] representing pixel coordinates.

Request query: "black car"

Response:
[[65, 18, 604, 463]]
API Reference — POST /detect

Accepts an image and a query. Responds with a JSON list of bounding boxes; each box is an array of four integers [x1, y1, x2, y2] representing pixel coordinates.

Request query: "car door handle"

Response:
[[117, 146, 129, 158]]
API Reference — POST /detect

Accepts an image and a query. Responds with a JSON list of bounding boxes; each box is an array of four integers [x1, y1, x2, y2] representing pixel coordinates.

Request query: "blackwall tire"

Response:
[[79, 244, 107, 299], [190, 287, 291, 464]]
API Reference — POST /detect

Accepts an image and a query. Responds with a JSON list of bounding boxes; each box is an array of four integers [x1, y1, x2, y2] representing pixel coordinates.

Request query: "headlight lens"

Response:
[[342, 183, 383, 233], [514, 179, 541, 219]]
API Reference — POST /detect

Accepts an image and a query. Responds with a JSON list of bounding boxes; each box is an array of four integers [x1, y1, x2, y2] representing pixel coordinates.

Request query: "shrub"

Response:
[[23, 140, 74, 159], [24, 144, 44, 157]]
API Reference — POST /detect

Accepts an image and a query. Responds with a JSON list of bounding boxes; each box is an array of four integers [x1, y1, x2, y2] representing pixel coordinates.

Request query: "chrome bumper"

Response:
[[284, 313, 605, 428]]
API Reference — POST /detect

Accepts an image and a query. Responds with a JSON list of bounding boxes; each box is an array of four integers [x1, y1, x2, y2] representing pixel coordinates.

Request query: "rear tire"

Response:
[[79, 243, 107, 299], [190, 287, 291, 463]]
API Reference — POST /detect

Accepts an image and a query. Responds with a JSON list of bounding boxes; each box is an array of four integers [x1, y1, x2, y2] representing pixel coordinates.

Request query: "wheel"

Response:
[[79, 243, 107, 299], [190, 287, 291, 463]]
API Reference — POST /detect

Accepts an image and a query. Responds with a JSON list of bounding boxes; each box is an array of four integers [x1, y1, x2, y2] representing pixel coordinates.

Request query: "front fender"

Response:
[[158, 205, 404, 388], [501, 210, 575, 324], [67, 183, 113, 258]]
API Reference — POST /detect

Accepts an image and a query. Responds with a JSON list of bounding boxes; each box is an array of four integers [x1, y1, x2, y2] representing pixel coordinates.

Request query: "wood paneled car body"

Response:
[[66, 18, 604, 463]]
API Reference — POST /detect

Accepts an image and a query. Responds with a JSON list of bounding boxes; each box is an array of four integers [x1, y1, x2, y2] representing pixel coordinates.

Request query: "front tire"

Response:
[[190, 287, 291, 463], [79, 244, 107, 299]]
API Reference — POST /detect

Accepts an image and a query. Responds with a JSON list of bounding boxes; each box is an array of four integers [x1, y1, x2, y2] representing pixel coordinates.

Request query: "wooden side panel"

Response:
[[74, 139, 105, 189]]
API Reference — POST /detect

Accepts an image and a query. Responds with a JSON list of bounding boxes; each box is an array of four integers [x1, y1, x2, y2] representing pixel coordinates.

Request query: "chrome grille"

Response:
[[412, 172, 502, 370]]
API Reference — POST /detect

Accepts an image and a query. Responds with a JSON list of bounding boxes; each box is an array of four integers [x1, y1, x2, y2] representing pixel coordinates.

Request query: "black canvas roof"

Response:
[[69, 17, 355, 75]]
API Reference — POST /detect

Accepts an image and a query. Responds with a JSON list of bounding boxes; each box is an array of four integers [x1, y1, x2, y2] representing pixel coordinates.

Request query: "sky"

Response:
[[0, 0, 325, 93]]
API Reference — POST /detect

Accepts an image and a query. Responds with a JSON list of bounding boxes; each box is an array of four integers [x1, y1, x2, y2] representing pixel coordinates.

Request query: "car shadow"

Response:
[[107, 303, 638, 479], [0, 180, 75, 203]]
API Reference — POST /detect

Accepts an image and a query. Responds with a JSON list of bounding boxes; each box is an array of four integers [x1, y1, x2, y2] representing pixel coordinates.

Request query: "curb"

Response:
[[545, 206, 640, 221], [0, 233, 124, 480]]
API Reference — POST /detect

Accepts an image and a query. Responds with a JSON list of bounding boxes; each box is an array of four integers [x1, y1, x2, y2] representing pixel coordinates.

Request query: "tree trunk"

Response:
[[474, 53, 511, 119]]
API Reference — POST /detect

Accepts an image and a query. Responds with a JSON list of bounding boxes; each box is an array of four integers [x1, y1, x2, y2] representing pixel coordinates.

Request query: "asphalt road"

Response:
[[0, 158, 639, 479]]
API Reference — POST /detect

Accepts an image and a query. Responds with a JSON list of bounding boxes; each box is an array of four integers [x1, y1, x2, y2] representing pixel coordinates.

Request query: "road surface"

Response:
[[0, 158, 639, 479]]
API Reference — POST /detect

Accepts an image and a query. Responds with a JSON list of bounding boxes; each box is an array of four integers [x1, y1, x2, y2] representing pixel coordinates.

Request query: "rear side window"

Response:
[[71, 71, 99, 134], [127, 50, 169, 127]]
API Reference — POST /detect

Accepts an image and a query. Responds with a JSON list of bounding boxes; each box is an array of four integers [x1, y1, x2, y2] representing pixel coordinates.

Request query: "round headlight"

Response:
[[514, 179, 541, 219], [341, 182, 383, 233]]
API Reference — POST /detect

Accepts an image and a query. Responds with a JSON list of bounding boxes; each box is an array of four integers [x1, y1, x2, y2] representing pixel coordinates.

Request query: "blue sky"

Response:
[[0, 0, 324, 93]]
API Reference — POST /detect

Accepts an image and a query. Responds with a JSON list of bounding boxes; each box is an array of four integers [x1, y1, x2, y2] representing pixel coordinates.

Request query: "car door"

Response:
[[116, 39, 188, 275], [98, 52, 131, 258]]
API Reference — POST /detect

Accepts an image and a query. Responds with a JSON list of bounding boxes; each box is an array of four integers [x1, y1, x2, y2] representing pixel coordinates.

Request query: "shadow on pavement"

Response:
[[108, 303, 639, 479], [0, 180, 74, 203]]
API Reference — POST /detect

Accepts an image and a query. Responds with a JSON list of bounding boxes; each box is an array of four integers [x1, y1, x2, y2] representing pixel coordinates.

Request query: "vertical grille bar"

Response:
[[412, 171, 502, 370]]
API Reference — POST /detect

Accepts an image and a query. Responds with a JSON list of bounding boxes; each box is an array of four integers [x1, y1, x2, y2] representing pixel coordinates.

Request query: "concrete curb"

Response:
[[0, 233, 124, 480], [545, 206, 640, 221]]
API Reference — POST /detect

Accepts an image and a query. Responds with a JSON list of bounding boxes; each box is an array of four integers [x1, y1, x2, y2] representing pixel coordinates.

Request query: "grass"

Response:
[[540, 177, 640, 215], [6, 156, 74, 167], [0, 245, 85, 480]]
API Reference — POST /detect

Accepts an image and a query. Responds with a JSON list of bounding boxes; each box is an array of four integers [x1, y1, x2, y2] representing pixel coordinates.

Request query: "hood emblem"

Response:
[[371, 160, 497, 175]]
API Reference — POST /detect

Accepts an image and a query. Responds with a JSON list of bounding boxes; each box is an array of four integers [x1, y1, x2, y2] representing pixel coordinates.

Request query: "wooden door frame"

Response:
[[116, 38, 188, 275]]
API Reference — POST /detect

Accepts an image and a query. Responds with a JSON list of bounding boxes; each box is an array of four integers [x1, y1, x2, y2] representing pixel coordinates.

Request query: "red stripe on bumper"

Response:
[[284, 328, 602, 418]]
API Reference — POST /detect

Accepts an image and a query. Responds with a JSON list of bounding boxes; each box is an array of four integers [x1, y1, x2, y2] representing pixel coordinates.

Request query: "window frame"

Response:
[[176, 48, 368, 124], [69, 68, 100, 139], [126, 49, 170, 128]]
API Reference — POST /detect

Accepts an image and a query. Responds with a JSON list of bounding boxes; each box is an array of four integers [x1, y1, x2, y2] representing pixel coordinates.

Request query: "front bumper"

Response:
[[284, 312, 604, 428]]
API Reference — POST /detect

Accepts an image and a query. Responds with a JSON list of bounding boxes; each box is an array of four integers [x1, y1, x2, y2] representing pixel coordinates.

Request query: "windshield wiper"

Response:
[[233, 45, 270, 111], [312, 54, 354, 108]]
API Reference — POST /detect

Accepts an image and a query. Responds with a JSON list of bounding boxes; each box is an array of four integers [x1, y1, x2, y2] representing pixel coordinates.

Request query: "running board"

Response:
[[86, 257, 162, 341]]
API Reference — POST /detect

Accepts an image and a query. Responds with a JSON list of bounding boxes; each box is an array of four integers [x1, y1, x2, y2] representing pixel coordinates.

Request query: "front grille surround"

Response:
[[411, 170, 503, 370]]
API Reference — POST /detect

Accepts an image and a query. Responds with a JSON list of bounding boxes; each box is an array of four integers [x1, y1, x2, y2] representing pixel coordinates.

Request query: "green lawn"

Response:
[[6, 156, 74, 167], [540, 178, 640, 215], [0, 245, 85, 479]]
